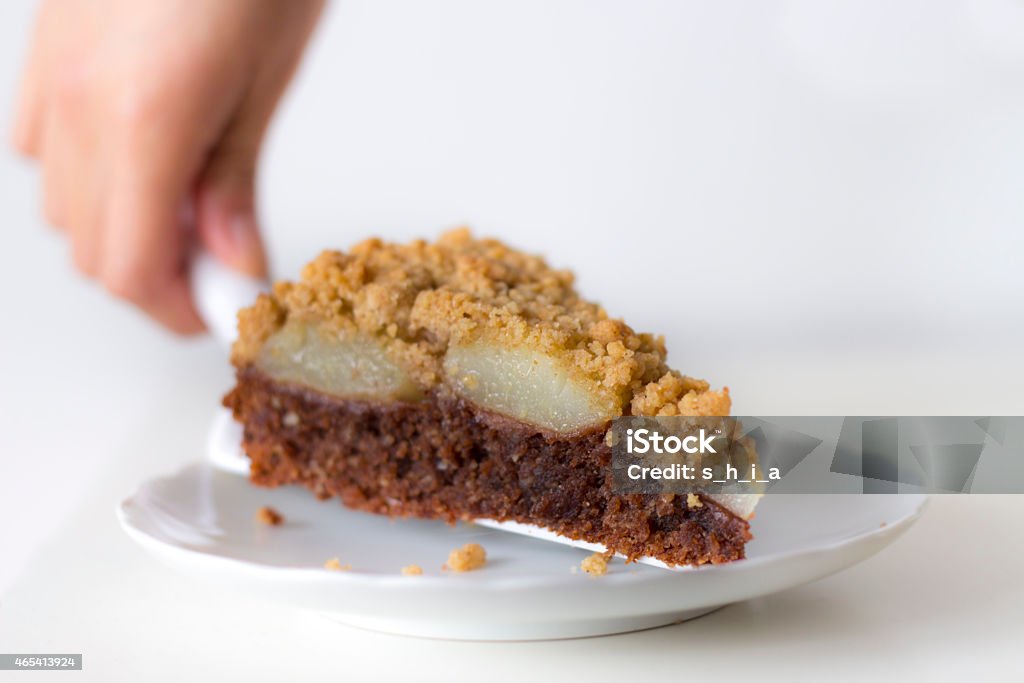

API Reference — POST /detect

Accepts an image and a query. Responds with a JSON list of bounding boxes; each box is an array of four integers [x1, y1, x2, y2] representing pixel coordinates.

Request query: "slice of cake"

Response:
[[224, 229, 755, 566]]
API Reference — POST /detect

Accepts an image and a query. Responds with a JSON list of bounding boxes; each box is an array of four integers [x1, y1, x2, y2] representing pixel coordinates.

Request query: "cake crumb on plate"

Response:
[[255, 506, 283, 526], [444, 543, 486, 572], [581, 552, 609, 576], [324, 558, 352, 571], [401, 564, 424, 576]]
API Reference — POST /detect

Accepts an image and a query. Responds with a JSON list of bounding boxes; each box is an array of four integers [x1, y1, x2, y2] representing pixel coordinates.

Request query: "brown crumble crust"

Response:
[[323, 558, 352, 571], [401, 564, 424, 576], [255, 506, 283, 526], [232, 229, 729, 418], [580, 553, 609, 576], [444, 543, 487, 572]]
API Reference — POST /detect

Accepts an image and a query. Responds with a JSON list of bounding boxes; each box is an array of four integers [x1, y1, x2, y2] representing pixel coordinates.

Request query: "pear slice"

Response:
[[444, 343, 619, 434], [257, 320, 421, 402]]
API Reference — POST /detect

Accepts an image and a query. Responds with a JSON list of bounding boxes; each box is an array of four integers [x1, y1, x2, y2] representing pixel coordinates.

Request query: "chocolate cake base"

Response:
[[224, 367, 751, 566]]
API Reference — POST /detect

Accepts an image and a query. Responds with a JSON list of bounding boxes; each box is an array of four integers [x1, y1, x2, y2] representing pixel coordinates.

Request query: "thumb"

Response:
[[195, 127, 268, 279]]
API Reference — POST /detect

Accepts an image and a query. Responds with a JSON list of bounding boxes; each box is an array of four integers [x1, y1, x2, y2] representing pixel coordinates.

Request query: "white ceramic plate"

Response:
[[118, 413, 928, 640]]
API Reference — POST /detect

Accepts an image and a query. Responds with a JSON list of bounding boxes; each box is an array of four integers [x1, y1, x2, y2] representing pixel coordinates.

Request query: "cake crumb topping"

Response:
[[581, 552, 609, 576], [444, 543, 487, 572], [233, 229, 729, 418], [324, 558, 352, 571], [687, 493, 704, 509], [255, 506, 283, 526], [401, 564, 424, 576]]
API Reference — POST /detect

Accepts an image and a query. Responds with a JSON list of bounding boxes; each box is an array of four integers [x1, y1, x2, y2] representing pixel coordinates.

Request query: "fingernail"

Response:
[[228, 212, 267, 277]]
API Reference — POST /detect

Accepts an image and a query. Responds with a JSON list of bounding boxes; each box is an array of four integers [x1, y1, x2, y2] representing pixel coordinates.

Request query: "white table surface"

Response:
[[2, 2, 1024, 679]]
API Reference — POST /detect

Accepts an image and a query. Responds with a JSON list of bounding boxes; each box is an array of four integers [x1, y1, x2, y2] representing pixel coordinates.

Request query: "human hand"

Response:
[[11, 0, 324, 333]]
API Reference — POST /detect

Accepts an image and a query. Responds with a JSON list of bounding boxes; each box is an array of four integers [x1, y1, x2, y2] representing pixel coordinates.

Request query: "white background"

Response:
[[1, 1, 1022, 679]]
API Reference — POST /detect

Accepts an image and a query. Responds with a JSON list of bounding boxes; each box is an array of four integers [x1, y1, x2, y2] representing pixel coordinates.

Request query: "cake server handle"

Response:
[[190, 248, 269, 349]]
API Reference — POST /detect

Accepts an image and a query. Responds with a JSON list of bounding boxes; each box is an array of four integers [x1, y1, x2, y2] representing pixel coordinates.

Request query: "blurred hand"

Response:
[[11, 0, 324, 333]]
